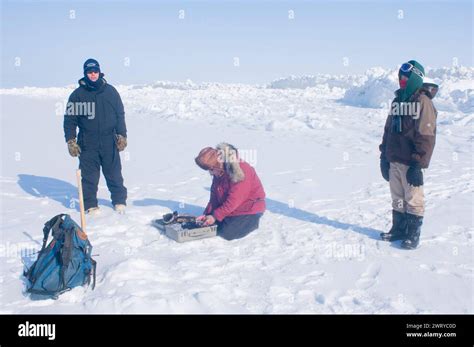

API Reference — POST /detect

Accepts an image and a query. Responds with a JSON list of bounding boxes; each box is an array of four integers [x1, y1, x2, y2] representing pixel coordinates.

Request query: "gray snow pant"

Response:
[[217, 213, 263, 241]]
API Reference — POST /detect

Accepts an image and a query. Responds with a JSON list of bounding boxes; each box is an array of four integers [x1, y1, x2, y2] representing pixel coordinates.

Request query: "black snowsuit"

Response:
[[63, 77, 127, 210]]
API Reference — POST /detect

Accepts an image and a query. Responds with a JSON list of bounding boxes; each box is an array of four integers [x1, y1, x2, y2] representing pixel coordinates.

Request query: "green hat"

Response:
[[399, 60, 425, 102]]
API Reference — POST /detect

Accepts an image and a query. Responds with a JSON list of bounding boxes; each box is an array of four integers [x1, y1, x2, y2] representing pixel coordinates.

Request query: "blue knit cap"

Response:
[[83, 58, 100, 74]]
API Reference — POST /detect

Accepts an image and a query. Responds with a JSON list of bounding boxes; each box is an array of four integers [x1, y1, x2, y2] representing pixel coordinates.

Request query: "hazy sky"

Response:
[[1, 0, 472, 87]]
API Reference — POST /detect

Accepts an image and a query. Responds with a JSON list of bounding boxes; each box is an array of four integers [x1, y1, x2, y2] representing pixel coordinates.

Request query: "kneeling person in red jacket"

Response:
[[195, 143, 266, 240]]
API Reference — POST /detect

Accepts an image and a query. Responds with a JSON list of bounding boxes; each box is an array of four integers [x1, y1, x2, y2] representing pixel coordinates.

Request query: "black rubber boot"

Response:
[[401, 213, 423, 249], [380, 210, 407, 241]]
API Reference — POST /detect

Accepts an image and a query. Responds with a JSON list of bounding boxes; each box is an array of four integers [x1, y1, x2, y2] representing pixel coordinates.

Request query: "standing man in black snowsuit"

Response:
[[63, 58, 128, 215]]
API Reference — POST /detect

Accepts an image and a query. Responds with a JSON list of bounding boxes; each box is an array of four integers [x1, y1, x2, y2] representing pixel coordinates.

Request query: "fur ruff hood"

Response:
[[216, 143, 245, 183]]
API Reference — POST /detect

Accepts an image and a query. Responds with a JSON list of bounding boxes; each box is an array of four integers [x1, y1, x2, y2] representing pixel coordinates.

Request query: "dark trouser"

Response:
[[79, 143, 127, 210], [217, 213, 263, 241]]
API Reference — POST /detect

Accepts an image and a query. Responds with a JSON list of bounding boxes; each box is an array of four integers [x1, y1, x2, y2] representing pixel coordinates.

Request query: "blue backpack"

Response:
[[24, 214, 97, 299]]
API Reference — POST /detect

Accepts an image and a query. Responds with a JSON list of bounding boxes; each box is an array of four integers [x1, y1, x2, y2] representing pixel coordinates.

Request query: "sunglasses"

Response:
[[400, 63, 424, 79], [86, 70, 100, 74]]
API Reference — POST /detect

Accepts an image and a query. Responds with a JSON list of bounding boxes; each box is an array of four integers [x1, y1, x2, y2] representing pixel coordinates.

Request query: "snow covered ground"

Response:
[[1, 66, 472, 313]]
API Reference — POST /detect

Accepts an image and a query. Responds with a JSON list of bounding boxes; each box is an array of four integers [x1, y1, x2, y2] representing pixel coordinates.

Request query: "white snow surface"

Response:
[[0, 66, 473, 313]]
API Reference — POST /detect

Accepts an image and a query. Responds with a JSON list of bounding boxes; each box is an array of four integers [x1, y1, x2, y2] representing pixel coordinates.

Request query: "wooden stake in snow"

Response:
[[76, 169, 87, 234]]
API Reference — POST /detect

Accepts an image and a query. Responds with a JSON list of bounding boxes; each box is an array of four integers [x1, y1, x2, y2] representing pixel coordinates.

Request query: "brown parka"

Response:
[[380, 88, 438, 169]]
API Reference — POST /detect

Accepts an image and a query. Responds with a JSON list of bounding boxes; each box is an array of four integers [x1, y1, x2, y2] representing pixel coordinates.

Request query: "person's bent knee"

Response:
[[219, 233, 240, 241], [218, 224, 258, 241], [219, 230, 252, 241]]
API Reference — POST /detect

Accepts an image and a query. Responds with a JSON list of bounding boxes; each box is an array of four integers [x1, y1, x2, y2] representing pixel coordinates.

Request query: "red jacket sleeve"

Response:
[[203, 201, 213, 215], [212, 178, 252, 222], [203, 179, 217, 215]]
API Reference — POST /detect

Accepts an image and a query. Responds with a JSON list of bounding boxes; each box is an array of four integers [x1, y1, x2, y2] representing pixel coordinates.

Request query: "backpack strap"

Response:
[[41, 214, 66, 252], [59, 227, 74, 289], [91, 259, 97, 290], [85, 257, 97, 290]]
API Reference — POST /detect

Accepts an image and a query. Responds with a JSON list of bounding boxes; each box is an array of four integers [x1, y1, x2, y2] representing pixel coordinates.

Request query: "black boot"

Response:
[[380, 210, 407, 241], [401, 213, 423, 249]]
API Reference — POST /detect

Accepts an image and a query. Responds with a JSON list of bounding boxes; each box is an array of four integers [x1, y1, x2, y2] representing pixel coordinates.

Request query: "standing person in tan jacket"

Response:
[[379, 60, 439, 249]]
